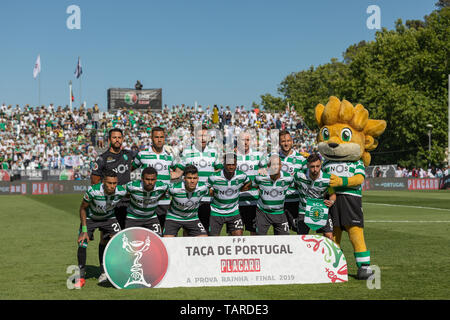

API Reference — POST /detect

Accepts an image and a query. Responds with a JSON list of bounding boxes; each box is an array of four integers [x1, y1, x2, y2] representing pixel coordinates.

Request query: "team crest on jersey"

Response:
[[123, 154, 128, 161]]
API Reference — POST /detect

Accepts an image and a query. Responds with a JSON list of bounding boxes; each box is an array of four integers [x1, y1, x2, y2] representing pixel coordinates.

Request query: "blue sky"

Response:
[[0, 0, 438, 111]]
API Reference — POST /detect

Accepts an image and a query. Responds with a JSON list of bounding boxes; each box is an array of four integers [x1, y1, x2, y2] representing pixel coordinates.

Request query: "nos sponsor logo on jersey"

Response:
[[262, 189, 283, 197], [113, 164, 129, 174], [218, 188, 238, 197]]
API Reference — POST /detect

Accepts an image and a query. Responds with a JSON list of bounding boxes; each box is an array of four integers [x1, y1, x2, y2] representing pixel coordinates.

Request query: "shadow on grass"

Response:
[[85, 265, 102, 280]]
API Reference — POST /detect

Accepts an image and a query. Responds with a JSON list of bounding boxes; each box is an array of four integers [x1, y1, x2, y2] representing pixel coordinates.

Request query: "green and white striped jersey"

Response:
[[321, 159, 365, 197], [125, 180, 169, 219], [166, 181, 210, 221], [176, 144, 219, 202], [279, 150, 307, 202], [253, 171, 294, 215], [83, 183, 127, 220], [132, 147, 176, 205], [294, 170, 333, 214], [236, 150, 266, 206], [208, 170, 250, 217]]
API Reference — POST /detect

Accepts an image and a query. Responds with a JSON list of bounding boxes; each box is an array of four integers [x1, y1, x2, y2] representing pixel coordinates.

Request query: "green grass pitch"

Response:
[[1, 190, 449, 300]]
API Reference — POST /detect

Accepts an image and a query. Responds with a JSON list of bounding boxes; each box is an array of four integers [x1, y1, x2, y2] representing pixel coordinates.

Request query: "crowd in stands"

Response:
[[394, 166, 449, 178], [0, 103, 318, 175], [1, 102, 448, 180]]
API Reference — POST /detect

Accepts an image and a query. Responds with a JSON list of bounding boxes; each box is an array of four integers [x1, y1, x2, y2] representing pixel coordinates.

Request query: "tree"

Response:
[[260, 7, 450, 167]]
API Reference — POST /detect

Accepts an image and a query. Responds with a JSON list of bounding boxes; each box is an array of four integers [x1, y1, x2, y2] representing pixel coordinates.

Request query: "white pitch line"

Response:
[[364, 202, 450, 212], [366, 220, 450, 223]]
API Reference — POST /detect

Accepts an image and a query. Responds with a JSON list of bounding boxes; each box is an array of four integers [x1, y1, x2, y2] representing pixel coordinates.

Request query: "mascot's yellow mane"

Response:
[[315, 96, 386, 167]]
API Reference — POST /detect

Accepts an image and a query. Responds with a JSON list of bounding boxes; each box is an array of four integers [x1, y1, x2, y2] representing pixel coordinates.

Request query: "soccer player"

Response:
[[163, 165, 209, 237], [125, 166, 169, 236], [176, 125, 218, 232], [75, 170, 127, 288], [236, 131, 266, 235], [131, 126, 183, 229], [278, 130, 307, 233], [208, 153, 252, 236], [253, 154, 294, 235], [91, 128, 135, 230], [294, 153, 336, 240]]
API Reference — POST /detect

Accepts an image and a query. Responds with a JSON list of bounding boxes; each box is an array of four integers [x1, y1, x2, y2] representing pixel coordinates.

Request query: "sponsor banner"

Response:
[[0, 180, 90, 195], [0, 183, 26, 194], [104, 228, 348, 289], [363, 178, 408, 191], [408, 178, 440, 190], [366, 164, 397, 178]]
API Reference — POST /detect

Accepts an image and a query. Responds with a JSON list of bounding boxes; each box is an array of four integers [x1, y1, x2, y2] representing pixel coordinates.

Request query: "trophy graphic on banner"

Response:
[[122, 234, 152, 288]]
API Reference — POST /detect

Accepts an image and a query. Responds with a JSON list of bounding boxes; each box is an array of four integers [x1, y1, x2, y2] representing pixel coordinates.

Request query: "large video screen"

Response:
[[107, 88, 162, 111]]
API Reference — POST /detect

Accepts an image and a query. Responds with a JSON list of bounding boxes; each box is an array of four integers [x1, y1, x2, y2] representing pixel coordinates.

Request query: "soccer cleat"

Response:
[[356, 265, 374, 280], [98, 273, 108, 283], [74, 278, 86, 288]]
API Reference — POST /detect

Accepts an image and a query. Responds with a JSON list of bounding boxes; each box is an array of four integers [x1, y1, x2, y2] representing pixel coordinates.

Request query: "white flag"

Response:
[[33, 55, 41, 79]]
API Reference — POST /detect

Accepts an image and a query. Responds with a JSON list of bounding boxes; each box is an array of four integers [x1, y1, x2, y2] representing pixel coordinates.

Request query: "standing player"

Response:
[[90, 128, 134, 283], [176, 125, 218, 232], [278, 130, 307, 233], [163, 165, 209, 237], [294, 153, 336, 240], [74, 170, 127, 288], [208, 153, 252, 236], [253, 154, 294, 235], [131, 126, 183, 229], [91, 128, 135, 229], [236, 131, 266, 235], [125, 167, 169, 236]]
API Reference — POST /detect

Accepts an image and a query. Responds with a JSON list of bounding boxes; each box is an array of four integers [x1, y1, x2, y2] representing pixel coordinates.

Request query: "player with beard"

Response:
[[236, 131, 266, 235], [90, 128, 134, 283], [131, 127, 183, 230], [278, 130, 307, 232]]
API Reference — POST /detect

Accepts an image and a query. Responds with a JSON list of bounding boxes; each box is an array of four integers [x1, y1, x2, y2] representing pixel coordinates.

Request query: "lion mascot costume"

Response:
[[315, 96, 386, 280]]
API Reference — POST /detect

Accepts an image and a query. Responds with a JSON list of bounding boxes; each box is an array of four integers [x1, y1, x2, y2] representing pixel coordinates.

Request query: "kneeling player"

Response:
[[208, 153, 252, 236], [253, 154, 293, 235], [294, 153, 335, 240], [163, 165, 209, 237], [75, 170, 127, 288], [125, 167, 169, 236]]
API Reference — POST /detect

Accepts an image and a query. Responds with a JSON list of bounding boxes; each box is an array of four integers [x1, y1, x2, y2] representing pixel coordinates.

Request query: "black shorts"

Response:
[[163, 219, 208, 237], [198, 203, 211, 231], [114, 203, 129, 229], [329, 194, 364, 229], [255, 208, 289, 235], [80, 218, 121, 244], [209, 214, 244, 236], [284, 201, 299, 231], [155, 204, 170, 229], [297, 213, 333, 234], [125, 216, 162, 236], [239, 205, 257, 232]]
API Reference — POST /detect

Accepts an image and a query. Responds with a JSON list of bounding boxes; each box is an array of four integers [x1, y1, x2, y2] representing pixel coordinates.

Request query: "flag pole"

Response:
[[38, 72, 41, 107], [69, 80, 73, 110]]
